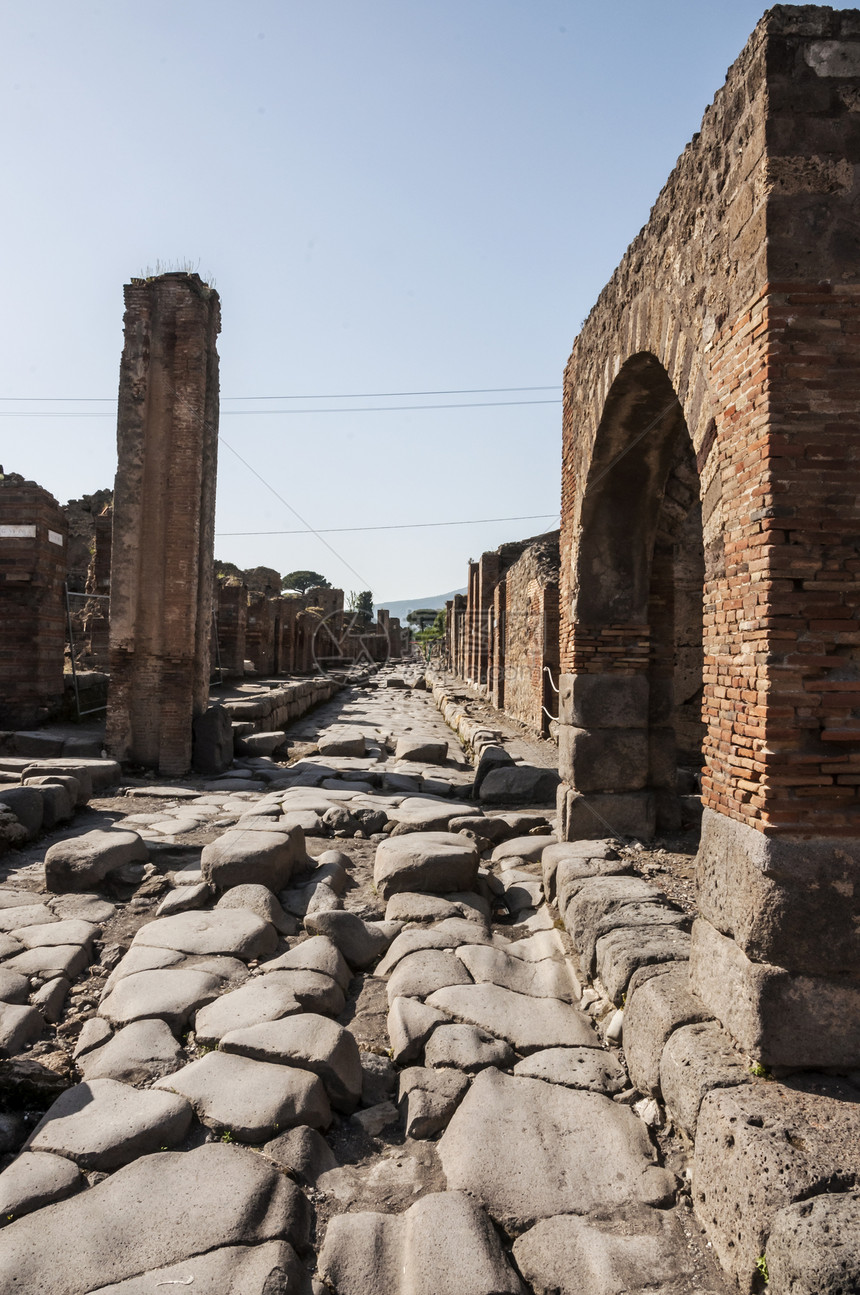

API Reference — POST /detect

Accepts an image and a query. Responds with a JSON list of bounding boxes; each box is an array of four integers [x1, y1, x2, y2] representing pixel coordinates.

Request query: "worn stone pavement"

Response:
[[0, 665, 731, 1294]]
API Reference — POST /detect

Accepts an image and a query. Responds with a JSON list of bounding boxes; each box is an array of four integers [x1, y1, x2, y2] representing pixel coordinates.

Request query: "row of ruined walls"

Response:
[[445, 531, 560, 737]]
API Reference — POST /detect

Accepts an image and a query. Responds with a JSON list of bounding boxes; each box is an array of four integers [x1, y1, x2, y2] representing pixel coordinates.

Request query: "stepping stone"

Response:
[[394, 737, 448, 764], [386, 799, 469, 832], [84, 1241, 309, 1294], [399, 1066, 469, 1138], [221, 1012, 362, 1112], [439, 1069, 675, 1229], [216, 883, 296, 935], [374, 832, 478, 900], [304, 909, 394, 969], [0, 1151, 82, 1224], [14, 919, 98, 950], [44, 829, 148, 893], [479, 765, 559, 805], [376, 920, 493, 976], [319, 730, 367, 757], [387, 996, 448, 1064], [0, 1143, 309, 1294], [4, 945, 89, 980], [194, 977, 303, 1044], [155, 1050, 330, 1141], [318, 1190, 524, 1295], [456, 944, 577, 1002], [513, 1047, 628, 1095], [262, 934, 351, 991], [424, 1023, 514, 1072], [26, 1078, 191, 1171], [201, 826, 304, 892], [131, 909, 277, 962], [0, 903, 55, 931], [78, 1019, 185, 1084], [513, 1205, 696, 1295], [386, 949, 473, 1005], [99, 968, 222, 1032], [427, 983, 595, 1052]]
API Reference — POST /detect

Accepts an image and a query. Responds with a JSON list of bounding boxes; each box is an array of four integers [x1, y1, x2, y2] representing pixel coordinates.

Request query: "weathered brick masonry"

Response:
[[558, 5, 860, 1068], [0, 479, 68, 728], [105, 273, 220, 775]]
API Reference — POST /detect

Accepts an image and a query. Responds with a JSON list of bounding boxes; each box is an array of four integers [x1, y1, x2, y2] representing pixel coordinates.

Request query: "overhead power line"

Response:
[[216, 513, 558, 537], [0, 397, 560, 418], [0, 383, 558, 403]]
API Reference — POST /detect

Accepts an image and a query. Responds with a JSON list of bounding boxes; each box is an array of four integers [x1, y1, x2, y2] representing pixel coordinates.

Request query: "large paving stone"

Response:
[[26, 1078, 191, 1170], [194, 976, 303, 1043], [0, 1151, 82, 1224], [767, 1191, 860, 1295], [385, 891, 488, 927], [262, 934, 351, 991], [374, 832, 478, 900], [78, 1018, 185, 1084], [215, 882, 296, 934], [0, 1142, 309, 1294], [0, 901, 55, 930], [0, 1002, 43, 1057], [44, 829, 148, 893], [623, 964, 712, 1098], [492, 834, 556, 864], [131, 909, 277, 961], [304, 908, 393, 968], [399, 1065, 469, 1138], [155, 1049, 331, 1140], [3, 944, 89, 980], [563, 876, 667, 964], [318, 1190, 524, 1295], [387, 798, 473, 832], [99, 968, 222, 1031], [0, 967, 30, 1003], [221, 1012, 363, 1112], [102, 945, 185, 993], [387, 995, 449, 1064], [15, 918, 98, 949], [201, 825, 304, 892], [90, 1241, 312, 1294], [426, 983, 594, 1052], [456, 943, 577, 1002], [513, 1205, 701, 1295], [438, 1068, 675, 1229], [387, 948, 473, 1005], [0, 786, 43, 838], [263, 968, 345, 1016], [48, 892, 115, 923], [424, 1022, 514, 1072], [659, 1020, 750, 1138], [513, 1046, 627, 1095], [376, 919, 492, 976], [693, 1078, 860, 1292]]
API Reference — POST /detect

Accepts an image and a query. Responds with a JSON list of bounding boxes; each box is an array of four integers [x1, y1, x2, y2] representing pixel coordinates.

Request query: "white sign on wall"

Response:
[[0, 525, 37, 538], [48, 530, 64, 546]]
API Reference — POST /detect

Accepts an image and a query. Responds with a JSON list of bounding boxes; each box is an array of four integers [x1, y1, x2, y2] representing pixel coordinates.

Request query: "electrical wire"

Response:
[[217, 513, 558, 537]]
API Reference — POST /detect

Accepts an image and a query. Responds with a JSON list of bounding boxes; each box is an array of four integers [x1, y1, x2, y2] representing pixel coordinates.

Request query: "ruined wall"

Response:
[[558, 6, 860, 1069], [106, 273, 220, 775], [215, 581, 248, 677], [503, 533, 560, 736], [0, 479, 68, 728], [245, 592, 274, 676]]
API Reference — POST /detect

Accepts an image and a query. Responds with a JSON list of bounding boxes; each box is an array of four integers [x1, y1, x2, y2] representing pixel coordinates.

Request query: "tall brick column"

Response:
[[557, 7, 860, 1068], [0, 478, 68, 728], [106, 273, 220, 775]]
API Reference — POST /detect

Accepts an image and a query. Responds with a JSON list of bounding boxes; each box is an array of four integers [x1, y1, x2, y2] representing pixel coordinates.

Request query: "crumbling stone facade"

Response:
[[0, 478, 68, 728], [105, 273, 220, 775], [558, 6, 860, 1070]]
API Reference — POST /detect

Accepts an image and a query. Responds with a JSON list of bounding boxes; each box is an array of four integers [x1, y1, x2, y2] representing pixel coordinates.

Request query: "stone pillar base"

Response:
[[557, 785, 655, 841], [689, 918, 860, 1068]]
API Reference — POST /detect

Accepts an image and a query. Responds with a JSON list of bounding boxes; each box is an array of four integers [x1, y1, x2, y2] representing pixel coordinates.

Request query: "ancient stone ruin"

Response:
[[0, 8, 859, 1294]]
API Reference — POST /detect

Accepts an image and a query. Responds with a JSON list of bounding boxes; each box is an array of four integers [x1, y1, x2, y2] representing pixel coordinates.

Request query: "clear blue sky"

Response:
[[1, 0, 767, 603]]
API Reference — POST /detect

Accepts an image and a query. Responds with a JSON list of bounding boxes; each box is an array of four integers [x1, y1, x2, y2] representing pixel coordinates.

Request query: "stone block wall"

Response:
[[245, 592, 274, 676], [215, 581, 248, 677], [0, 479, 68, 728]]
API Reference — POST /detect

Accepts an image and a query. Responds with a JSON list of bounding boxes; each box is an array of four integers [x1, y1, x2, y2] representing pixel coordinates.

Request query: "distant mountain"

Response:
[[375, 587, 466, 622]]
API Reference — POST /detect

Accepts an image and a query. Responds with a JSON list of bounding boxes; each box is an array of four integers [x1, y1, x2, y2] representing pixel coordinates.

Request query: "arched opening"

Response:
[[567, 352, 705, 836]]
